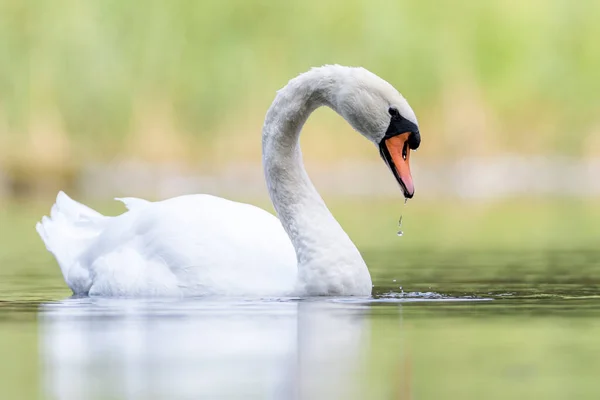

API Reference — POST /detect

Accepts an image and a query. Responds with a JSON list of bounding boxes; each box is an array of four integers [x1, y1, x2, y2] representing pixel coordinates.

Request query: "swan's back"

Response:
[[37, 193, 297, 297]]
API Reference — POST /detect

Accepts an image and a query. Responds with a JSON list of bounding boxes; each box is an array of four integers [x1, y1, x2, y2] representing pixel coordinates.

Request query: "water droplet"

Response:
[[396, 211, 404, 236], [392, 279, 396, 282]]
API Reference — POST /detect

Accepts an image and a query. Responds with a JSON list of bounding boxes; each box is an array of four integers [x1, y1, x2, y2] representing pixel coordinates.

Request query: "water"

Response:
[[2, 199, 600, 399], [397, 198, 408, 237], [397, 215, 403, 236], [1, 248, 600, 400]]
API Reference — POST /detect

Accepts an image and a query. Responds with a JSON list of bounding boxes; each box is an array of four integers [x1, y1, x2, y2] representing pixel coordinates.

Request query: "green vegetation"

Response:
[[1, 0, 599, 176]]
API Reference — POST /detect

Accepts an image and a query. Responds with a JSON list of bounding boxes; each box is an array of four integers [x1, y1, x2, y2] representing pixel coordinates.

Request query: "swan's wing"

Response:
[[51, 194, 297, 297]]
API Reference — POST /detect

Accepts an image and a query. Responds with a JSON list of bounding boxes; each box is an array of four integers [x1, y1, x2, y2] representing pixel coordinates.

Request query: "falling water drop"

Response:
[[397, 198, 408, 237]]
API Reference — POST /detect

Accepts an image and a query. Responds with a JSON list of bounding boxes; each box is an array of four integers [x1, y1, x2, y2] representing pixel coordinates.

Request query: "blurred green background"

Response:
[[0, 2, 600, 398], [1, 0, 599, 181], [0, 0, 599, 287], [0, 0, 598, 248]]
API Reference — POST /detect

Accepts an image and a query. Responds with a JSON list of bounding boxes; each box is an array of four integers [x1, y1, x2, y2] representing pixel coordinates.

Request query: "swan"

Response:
[[36, 65, 421, 297]]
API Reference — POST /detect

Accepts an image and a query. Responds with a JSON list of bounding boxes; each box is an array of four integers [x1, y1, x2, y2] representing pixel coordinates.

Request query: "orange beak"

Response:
[[380, 132, 414, 198]]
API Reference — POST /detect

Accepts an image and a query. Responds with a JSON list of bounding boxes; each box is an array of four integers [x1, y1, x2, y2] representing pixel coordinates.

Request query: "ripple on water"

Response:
[[331, 291, 492, 304]]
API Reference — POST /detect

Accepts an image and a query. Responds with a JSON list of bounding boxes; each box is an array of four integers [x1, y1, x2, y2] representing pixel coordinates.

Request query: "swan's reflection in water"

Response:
[[39, 298, 369, 399]]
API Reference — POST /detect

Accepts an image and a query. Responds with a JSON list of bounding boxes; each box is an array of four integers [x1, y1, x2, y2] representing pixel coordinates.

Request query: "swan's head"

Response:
[[332, 67, 421, 198]]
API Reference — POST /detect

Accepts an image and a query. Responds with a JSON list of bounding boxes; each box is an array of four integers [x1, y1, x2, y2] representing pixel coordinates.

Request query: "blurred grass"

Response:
[[1, 0, 600, 179]]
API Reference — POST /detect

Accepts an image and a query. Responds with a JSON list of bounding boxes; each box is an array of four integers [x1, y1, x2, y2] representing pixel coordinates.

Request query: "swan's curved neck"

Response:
[[262, 68, 371, 296]]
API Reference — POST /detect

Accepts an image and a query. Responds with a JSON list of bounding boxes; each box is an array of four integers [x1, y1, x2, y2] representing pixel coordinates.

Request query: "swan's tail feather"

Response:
[[50, 191, 104, 222], [36, 191, 106, 293]]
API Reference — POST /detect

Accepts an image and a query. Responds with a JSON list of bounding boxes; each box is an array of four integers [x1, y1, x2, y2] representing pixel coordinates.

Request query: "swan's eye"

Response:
[[388, 107, 399, 117]]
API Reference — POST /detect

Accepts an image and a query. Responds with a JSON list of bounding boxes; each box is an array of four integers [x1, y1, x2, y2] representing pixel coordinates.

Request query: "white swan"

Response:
[[36, 65, 421, 297]]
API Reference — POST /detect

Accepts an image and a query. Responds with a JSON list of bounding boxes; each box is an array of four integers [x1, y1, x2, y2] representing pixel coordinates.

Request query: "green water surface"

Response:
[[1, 198, 599, 399]]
